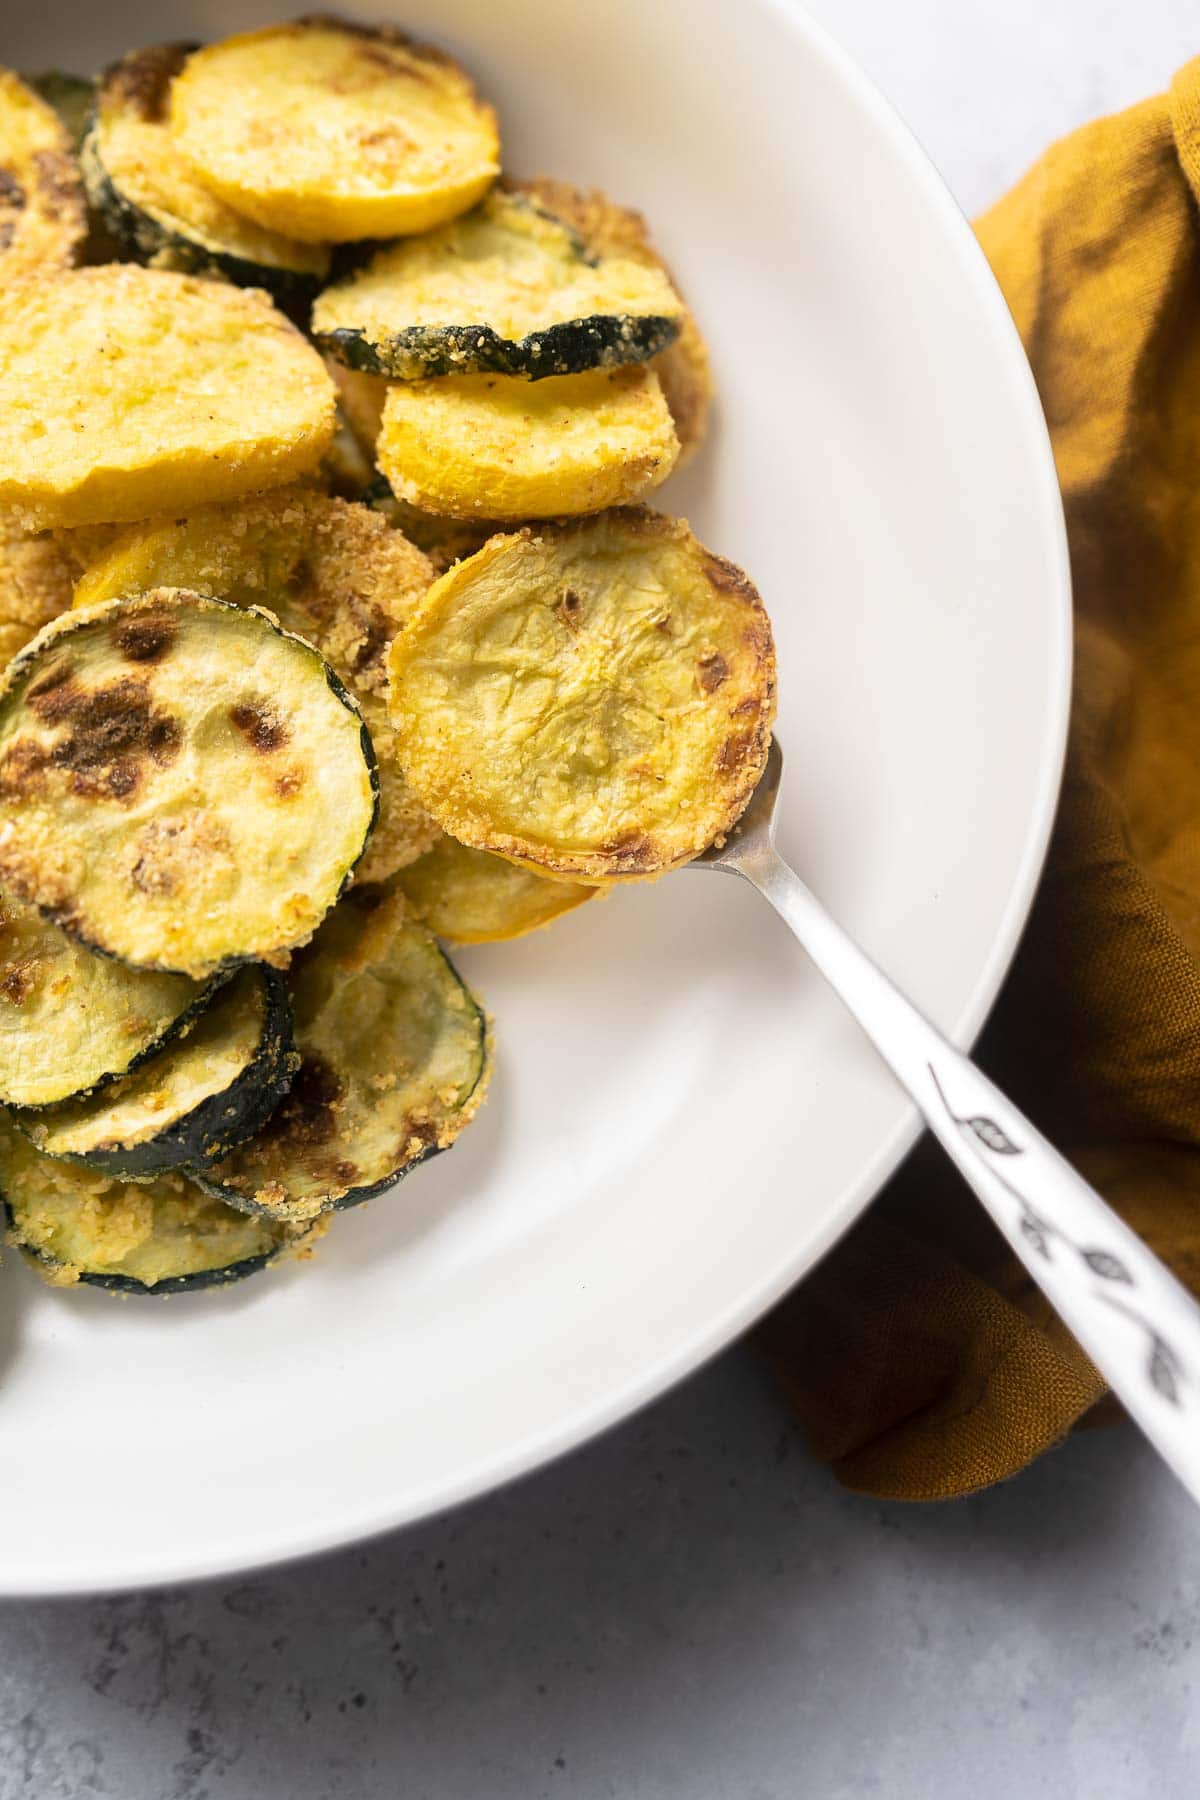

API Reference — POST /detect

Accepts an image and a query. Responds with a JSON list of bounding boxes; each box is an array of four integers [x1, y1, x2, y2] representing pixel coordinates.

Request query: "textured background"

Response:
[[4, 2, 1200, 1795]]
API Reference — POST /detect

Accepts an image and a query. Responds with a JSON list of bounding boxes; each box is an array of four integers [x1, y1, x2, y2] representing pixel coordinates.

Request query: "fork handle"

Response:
[[740, 844, 1200, 1504]]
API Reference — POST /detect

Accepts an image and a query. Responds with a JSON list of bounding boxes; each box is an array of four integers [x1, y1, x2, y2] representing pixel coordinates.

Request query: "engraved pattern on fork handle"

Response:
[[925, 1063, 1187, 1408], [714, 830, 1200, 1505]]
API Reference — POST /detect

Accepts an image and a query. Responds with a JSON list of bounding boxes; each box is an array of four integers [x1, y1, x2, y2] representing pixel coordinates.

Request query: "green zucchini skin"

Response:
[[312, 188, 681, 380], [80, 126, 324, 313], [195, 889, 490, 1221], [316, 312, 681, 382], [79, 45, 328, 314], [6, 1215, 279, 1295], [17, 966, 298, 1179]]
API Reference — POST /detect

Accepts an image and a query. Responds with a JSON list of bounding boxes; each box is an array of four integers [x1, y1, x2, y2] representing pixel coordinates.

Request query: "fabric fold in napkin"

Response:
[[760, 57, 1200, 1499]]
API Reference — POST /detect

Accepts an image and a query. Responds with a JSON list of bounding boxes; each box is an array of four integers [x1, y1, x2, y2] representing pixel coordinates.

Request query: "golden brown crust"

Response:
[[387, 507, 776, 881]]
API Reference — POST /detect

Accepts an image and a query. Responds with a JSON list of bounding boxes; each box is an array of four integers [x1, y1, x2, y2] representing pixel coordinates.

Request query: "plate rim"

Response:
[[1, 0, 1072, 1596]]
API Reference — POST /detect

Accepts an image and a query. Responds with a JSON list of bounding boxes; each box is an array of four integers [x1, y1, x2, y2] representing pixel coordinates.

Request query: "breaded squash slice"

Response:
[[0, 67, 86, 285], [388, 509, 776, 881], [0, 590, 378, 977], [0, 267, 336, 529], [515, 178, 712, 464], [0, 1116, 325, 1293], [0, 513, 75, 666], [377, 367, 679, 521], [83, 44, 330, 307], [73, 489, 439, 881], [313, 186, 682, 379], [395, 836, 594, 944], [169, 19, 500, 243]]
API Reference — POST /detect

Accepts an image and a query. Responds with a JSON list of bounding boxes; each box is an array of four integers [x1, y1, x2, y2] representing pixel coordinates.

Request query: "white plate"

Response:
[[0, 0, 1069, 1593]]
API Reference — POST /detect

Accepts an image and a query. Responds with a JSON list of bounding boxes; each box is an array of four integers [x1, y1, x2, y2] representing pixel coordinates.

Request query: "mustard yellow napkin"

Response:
[[760, 60, 1200, 1498]]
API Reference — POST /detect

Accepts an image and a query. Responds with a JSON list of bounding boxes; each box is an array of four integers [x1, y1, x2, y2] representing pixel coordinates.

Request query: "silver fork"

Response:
[[692, 738, 1200, 1504]]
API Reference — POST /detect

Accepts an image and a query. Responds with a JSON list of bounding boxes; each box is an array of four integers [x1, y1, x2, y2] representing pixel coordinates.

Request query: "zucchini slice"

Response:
[[514, 178, 712, 466], [168, 20, 500, 243], [73, 490, 438, 883], [0, 67, 87, 284], [26, 72, 94, 149], [82, 45, 330, 307], [20, 964, 296, 1177], [387, 509, 777, 881], [313, 187, 682, 380], [396, 837, 595, 944], [0, 590, 378, 977], [199, 886, 490, 1222], [0, 513, 75, 667], [377, 366, 680, 521], [0, 266, 335, 531], [0, 888, 216, 1110], [0, 1118, 324, 1293]]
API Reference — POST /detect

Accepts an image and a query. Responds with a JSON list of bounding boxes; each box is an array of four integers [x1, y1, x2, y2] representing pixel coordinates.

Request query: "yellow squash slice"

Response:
[[396, 835, 595, 943], [0, 267, 335, 530], [515, 179, 712, 464], [0, 67, 86, 286], [0, 589, 378, 977], [169, 20, 500, 243], [388, 510, 776, 881], [0, 513, 75, 666], [377, 366, 680, 521], [74, 489, 439, 881], [82, 43, 330, 304]]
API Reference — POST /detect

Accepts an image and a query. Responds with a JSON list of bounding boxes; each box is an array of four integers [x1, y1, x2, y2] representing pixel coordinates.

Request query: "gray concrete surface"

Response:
[[4, 1, 1200, 1794]]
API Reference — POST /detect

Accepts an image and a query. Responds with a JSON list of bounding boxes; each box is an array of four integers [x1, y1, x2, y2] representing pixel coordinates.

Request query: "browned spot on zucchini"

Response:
[[115, 616, 177, 664], [274, 766, 305, 800], [2, 677, 181, 802], [0, 170, 25, 209], [697, 652, 728, 694], [106, 39, 191, 122], [264, 1054, 342, 1150], [230, 701, 289, 753], [32, 149, 78, 211]]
